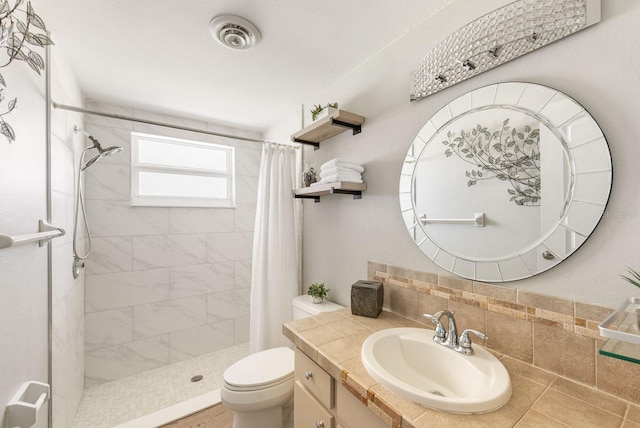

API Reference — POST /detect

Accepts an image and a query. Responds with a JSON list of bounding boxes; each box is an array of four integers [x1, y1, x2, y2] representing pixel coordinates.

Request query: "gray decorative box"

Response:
[[351, 280, 383, 318]]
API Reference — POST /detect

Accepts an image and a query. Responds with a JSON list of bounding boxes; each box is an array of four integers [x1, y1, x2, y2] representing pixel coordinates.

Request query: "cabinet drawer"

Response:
[[294, 381, 334, 428], [336, 381, 388, 428], [295, 348, 334, 409]]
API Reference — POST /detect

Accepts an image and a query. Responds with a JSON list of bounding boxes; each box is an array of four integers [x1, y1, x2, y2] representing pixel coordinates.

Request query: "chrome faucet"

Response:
[[424, 310, 458, 347], [458, 328, 488, 355], [423, 310, 487, 355]]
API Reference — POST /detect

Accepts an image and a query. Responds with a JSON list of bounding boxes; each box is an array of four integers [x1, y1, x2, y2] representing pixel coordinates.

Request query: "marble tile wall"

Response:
[[82, 102, 260, 385], [50, 44, 86, 428], [369, 261, 640, 403]]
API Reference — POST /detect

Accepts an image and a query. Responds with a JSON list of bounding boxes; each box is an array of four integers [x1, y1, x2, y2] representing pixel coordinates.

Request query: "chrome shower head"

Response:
[[100, 145, 124, 157], [75, 126, 123, 170], [82, 147, 123, 170]]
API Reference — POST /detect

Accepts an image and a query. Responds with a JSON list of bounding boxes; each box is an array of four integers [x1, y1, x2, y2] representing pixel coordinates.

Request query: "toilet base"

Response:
[[232, 399, 293, 428]]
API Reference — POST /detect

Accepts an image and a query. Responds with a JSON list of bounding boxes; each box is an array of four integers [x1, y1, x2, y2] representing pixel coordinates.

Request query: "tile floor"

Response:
[[72, 343, 249, 428], [161, 403, 233, 428]]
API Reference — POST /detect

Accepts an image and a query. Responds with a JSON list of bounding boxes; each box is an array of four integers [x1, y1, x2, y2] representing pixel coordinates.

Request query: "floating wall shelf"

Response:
[[291, 110, 365, 150], [293, 181, 366, 202]]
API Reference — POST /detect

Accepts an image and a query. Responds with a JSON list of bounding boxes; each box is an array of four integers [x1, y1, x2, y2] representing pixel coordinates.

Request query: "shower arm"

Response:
[[75, 126, 102, 151]]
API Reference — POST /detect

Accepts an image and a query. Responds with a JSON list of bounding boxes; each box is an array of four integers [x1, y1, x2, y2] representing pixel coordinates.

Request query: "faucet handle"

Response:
[[423, 313, 437, 323], [458, 329, 487, 355], [423, 313, 446, 342]]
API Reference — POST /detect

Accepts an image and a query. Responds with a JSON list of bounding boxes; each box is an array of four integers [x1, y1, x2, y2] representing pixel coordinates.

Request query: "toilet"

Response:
[[221, 295, 343, 428]]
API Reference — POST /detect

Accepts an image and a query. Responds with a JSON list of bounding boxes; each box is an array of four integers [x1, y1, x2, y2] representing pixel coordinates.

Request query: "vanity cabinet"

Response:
[[294, 383, 335, 428], [294, 348, 387, 428]]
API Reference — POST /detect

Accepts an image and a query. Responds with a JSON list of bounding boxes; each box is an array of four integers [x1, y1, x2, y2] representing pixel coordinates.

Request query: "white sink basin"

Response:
[[361, 328, 512, 414]]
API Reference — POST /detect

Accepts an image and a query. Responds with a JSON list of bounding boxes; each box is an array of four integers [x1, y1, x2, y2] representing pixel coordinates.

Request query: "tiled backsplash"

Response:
[[368, 262, 640, 403]]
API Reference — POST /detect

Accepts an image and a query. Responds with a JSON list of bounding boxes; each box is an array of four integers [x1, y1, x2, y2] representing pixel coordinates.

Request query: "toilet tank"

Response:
[[292, 295, 343, 320]]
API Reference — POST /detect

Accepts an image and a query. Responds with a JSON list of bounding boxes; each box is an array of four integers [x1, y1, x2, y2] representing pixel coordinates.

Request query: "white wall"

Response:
[[0, 21, 84, 428], [0, 46, 48, 428], [81, 103, 260, 384], [266, 0, 640, 308]]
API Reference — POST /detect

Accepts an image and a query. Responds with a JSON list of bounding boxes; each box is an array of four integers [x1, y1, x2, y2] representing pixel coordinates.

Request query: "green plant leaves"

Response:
[[621, 268, 640, 288], [307, 282, 330, 298]]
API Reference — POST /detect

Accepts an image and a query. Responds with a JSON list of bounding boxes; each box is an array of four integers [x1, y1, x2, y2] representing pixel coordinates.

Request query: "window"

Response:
[[131, 132, 235, 207]]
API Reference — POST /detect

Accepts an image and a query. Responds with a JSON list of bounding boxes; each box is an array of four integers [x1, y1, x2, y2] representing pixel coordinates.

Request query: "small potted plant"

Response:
[[307, 283, 330, 304], [310, 102, 338, 121], [621, 267, 640, 328]]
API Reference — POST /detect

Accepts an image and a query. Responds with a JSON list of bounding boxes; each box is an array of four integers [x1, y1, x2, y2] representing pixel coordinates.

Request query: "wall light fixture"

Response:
[[410, 0, 601, 101]]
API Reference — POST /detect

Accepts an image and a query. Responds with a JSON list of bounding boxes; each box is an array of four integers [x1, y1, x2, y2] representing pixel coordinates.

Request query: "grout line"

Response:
[[513, 381, 557, 426], [622, 404, 631, 426], [549, 385, 627, 421]]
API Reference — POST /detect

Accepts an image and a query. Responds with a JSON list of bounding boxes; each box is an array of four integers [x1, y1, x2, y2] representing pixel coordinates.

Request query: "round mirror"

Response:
[[399, 82, 612, 282]]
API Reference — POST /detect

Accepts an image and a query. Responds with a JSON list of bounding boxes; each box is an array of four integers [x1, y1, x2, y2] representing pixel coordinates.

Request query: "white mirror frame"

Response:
[[399, 82, 612, 282]]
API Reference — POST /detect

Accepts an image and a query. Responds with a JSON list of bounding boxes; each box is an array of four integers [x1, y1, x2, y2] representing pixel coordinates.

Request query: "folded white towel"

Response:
[[320, 158, 364, 171], [317, 173, 363, 184], [319, 166, 365, 178]]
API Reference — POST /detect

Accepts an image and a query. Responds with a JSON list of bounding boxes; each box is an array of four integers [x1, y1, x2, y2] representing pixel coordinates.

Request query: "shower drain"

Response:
[[190, 375, 204, 383]]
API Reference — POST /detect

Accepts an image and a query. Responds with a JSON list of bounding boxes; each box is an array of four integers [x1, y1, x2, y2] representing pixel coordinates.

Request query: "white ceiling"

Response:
[[34, 0, 453, 132]]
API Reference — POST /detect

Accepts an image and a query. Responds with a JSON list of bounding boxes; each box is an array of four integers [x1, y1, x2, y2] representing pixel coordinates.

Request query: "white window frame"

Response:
[[130, 132, 235, 208]]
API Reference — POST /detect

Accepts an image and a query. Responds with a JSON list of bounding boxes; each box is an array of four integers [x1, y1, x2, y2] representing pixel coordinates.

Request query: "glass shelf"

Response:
[[599, 339, 640, 364], [598, 297, 640, 365]]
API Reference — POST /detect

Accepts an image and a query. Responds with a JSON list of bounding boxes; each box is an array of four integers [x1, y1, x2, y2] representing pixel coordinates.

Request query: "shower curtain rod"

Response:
[[52, 101, 297, 148]]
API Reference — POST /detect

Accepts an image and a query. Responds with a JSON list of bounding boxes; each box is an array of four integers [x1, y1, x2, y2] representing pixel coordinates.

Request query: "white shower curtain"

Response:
[[250, 143, 301, 352]]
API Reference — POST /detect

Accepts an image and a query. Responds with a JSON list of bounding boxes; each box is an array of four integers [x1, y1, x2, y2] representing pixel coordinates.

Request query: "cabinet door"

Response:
[[336, 381, 388, 428], [295, 348, 334, 409], [294, 381, 334, 428]]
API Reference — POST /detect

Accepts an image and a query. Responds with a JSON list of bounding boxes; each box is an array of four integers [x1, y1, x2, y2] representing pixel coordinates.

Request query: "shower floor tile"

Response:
[[72, 343, 249, 428]]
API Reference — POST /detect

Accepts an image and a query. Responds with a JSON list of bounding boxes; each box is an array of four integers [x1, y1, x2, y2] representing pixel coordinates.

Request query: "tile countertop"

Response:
[[283, 308, 640, 428]]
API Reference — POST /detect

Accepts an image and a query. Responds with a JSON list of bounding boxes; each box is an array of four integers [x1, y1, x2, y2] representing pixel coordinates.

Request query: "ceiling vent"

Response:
[[209, 15, 261, 51]]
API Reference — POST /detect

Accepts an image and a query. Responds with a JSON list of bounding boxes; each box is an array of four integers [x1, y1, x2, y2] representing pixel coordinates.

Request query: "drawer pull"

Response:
[[305, 371, 313, 380], [315, 421, 324, 428]]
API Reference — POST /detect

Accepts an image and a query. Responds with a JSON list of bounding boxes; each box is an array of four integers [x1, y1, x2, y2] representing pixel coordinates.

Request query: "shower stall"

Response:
[[61, 104, 261, 426], [1, 42, 261, 428]]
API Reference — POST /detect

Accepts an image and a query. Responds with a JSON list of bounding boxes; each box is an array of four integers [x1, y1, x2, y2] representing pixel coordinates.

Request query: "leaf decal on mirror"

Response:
[[442, 119, 541, 207]]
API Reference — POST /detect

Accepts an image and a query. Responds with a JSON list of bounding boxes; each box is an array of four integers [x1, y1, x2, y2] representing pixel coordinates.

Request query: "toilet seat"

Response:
[[221, 298, 344, 428], [223, 347, 294, 391]]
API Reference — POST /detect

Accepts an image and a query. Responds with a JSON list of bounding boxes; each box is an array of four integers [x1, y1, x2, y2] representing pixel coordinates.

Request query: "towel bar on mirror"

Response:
[[419, 213, 485, 227], [0, 220, 66, 250]]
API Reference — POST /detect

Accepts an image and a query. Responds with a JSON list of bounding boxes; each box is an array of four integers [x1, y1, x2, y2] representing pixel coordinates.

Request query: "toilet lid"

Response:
[[223, 347, 294, 389]]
